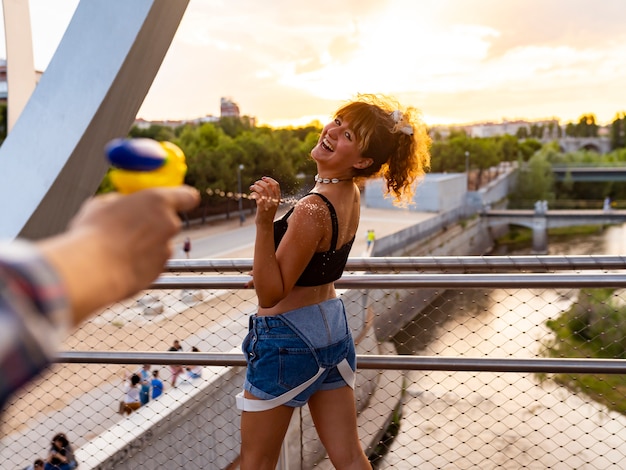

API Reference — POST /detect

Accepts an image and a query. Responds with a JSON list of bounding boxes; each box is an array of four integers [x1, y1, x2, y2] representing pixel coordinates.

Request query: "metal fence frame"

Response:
[[31, 255, 626, 468], [58, 254, 626, 375]]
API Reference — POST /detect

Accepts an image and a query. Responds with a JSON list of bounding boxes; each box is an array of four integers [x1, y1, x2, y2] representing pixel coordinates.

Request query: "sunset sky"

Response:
[[2, 0, 625, 127]]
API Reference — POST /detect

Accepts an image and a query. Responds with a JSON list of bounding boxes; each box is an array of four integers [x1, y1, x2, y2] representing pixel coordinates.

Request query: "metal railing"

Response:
[[165, 254, 626, 272], [56, 351, 626, 375], [5, 255, 626, 469]]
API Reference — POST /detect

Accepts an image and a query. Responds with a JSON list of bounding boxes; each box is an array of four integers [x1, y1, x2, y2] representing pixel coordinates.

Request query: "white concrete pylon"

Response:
[[2, 0, 37, 131]]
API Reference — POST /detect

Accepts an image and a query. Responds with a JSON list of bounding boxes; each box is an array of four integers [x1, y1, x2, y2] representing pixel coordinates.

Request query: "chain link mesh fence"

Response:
[[3, 257, 626, 469]]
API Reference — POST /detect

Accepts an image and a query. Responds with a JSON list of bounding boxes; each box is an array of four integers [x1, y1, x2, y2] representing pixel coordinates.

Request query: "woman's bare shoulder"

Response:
[[293, 193, 330, 218]]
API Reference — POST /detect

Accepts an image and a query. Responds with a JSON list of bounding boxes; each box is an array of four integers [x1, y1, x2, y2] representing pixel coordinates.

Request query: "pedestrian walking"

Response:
[[168, 339, 184, 387]]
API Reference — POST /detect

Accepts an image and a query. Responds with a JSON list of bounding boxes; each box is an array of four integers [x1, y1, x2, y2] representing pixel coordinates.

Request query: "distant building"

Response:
[[220, 97, 240, 117], [134, 115, 220, 130], [0, 58, 43, 103], [467, 120, 540, 138], [134, 97, 255, 129], [431, 118, 562, 140]]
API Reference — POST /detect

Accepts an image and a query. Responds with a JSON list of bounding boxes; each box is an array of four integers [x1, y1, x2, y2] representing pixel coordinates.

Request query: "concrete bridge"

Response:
[[543, 136, 612, 155], [483, 209, 626, 253], [551, 165, 626, 182]]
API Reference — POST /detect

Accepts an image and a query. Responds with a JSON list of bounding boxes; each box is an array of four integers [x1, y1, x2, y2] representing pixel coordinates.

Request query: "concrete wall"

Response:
[[465, 163, 517, 212], [364, 165, 515, 216], [76, 358, 244, 470], [364, 173, 467, 212]]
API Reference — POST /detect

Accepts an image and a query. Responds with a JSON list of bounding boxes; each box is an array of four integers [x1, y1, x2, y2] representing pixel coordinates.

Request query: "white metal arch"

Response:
[[0, 0, 189, 240]]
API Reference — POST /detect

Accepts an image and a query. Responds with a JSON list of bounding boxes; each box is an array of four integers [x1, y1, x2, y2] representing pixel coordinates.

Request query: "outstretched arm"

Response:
[[0, 186, 199, 410], [38, 185, 199, 326]]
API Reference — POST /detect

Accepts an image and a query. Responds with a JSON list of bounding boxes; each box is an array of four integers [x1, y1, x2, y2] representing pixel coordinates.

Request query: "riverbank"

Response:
[[378, 223, 626, 469]]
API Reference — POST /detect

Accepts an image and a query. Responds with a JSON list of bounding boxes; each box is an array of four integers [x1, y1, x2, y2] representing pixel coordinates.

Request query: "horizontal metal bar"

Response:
[[54, 351, 626, 374], [165, 255, 626, 273], [166, 258, 253, 272], [153, 273, 626, 289], [57, 351, 248, 367]]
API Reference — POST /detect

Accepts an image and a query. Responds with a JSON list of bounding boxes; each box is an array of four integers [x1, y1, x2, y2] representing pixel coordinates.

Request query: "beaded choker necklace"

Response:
[[314, 174, 352, 184]]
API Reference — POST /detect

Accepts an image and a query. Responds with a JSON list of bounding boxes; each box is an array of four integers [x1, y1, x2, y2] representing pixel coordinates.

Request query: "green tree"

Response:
[[129, 123, 177, 141], [470, 137, 500, 183], [297, 129, 321, 176], [173, 123, 230, 217], [610, 112, 626, 150], [573, 114, 599, 137], [565, 114, 599, 137], [529, 123, 544, 139], [510, 145, 555, 208], [217, 115, 254, 138], [497, 134, 520, 162], [518, 139, 542, 161], [429, 135, 468, 173]]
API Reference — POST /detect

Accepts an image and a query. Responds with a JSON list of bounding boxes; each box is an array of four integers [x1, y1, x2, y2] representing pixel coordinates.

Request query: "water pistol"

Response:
[[105, 138, 187, 194]]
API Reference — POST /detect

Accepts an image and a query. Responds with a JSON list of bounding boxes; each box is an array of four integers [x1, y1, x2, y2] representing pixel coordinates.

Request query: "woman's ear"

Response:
[[354, 158, 373, 170]]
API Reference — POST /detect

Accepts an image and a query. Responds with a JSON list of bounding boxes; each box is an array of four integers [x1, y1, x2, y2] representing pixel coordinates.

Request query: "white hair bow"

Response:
[[391, 110, 413, 136]]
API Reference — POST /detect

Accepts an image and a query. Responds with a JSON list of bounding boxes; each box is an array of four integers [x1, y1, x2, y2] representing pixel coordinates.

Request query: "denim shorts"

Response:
[[239, 298, 356, 409]]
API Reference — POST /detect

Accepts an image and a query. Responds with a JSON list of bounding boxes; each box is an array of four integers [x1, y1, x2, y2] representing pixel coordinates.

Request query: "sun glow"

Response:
[[278, 3, 497, 101], [4, 0, 625, 127]]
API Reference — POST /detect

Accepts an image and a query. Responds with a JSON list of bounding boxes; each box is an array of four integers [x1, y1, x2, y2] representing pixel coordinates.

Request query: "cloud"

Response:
[[442, 0, 626, 58], [408, 66, 626, 126], [3, 0, 624, 126]]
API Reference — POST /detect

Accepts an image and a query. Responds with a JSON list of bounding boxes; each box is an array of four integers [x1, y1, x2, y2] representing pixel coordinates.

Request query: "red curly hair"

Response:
[[334, 94, 431, 205]]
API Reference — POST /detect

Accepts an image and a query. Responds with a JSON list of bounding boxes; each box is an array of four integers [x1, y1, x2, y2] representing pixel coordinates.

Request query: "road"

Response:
[[172, 204, 437, 260]]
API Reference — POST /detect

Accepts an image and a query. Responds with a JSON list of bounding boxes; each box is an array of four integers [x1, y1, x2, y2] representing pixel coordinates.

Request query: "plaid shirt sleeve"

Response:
[[0, 240, 71, 410]]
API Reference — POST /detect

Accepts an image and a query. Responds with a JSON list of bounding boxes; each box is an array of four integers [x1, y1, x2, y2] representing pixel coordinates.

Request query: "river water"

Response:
[[381, 225, 626, 469]]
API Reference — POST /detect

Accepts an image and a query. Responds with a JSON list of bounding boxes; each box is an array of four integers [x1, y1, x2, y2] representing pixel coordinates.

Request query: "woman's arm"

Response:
[[250, 178, 327, 308]]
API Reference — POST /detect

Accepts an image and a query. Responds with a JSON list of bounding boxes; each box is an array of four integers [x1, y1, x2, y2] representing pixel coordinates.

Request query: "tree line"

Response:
[[116, 116, 321, 219], [1, 102, 625, 213], [110, 110, 626, 215]]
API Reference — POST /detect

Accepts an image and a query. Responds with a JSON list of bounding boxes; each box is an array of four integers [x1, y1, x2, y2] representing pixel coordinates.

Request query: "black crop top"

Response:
[[273, 193, 355, 287]]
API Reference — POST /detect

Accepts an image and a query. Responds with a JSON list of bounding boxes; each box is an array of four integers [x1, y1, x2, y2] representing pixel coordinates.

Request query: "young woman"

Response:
[[44, 433, 77, 470], [238, 94, 430, 469]]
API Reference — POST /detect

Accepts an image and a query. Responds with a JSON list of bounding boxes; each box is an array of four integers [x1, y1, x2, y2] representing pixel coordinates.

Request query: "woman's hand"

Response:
[[249, 176, 281, 225]]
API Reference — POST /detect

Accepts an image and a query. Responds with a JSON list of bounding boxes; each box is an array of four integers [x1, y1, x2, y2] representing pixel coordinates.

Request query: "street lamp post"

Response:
[[237, 164, 244, 225], [465, 151, 470, 190]]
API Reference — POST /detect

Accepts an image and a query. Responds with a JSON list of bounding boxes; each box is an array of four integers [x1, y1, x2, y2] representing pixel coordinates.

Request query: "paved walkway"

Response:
[[171, 204, 436, 259]]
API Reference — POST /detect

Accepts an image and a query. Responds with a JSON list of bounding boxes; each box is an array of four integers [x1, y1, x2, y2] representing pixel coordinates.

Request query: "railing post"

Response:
[[532, 213, 548, 254], [277, 440, 289, 470]]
